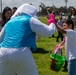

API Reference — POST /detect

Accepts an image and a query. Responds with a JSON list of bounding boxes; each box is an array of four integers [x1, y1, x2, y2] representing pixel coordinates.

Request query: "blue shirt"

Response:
[[0, 14, 37, 51]]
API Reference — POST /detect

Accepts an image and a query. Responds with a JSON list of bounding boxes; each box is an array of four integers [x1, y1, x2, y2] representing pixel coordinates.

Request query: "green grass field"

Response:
[[33, 16, 68, 75]]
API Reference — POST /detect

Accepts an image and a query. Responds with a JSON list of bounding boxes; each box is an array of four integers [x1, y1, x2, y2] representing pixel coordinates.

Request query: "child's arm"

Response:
[[55, 23, 66, 34], [59, 45, 65, 50]]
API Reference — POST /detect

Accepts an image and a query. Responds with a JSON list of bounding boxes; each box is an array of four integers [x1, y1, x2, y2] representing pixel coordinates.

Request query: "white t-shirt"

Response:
[[65, 29, 76, 60]]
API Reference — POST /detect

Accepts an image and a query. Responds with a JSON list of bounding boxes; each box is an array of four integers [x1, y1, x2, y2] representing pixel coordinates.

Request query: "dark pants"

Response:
[[56, 31, 63, 42]]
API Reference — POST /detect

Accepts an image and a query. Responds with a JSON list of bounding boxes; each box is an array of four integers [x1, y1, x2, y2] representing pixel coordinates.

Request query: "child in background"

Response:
[[47, 8, 55, 25], [56, 15, 64, 42], [47, 8, 56, 37]]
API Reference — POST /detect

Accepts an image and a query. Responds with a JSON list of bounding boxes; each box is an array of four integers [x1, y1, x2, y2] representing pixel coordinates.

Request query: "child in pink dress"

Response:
[[47, 8, 56, 25], [47, 8, 56, 37]]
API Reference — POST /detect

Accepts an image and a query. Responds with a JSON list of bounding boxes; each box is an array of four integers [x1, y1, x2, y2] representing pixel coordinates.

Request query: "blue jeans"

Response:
[[68, 59, 76, 75]]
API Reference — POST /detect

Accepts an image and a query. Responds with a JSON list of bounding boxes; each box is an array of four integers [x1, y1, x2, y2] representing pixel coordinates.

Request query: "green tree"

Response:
[[39, 3, 47, 16]]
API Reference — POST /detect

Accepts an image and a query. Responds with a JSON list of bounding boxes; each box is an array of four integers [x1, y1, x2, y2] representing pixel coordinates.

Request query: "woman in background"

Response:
[[68, 7, 76, 28], [1, 6, 12, 27]]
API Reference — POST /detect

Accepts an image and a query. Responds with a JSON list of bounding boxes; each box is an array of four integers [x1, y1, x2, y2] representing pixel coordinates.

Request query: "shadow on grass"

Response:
[[32, 48, 52, 54], [62, 68, 68, 72]]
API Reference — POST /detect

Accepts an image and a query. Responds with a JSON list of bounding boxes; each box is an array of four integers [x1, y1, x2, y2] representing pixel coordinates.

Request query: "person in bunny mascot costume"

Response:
[[0, 3, 56, 75]]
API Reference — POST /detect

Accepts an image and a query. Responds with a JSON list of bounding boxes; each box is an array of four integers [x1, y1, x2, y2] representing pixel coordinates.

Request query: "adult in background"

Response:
[[1, 6, 12, 27], [0, 3, 56, 75], [60, 11, 66, 21], [68, 7, 76, 28], [12, 7, 17, 15], [56, 15, 64, 42]]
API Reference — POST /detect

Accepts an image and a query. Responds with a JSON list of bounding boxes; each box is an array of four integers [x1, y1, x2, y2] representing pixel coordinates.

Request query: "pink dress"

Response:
[[48, 13, 56, 25]]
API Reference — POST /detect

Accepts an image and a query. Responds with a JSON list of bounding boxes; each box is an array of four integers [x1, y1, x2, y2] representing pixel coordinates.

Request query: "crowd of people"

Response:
[[0, 3, 76, 75]]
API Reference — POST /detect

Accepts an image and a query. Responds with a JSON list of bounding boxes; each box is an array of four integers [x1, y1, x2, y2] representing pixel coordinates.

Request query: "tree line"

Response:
[[38, 3, 75, 16]]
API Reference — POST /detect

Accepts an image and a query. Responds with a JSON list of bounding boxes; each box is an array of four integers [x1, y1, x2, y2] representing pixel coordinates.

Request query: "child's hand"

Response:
[[59, 46, 64, 49]]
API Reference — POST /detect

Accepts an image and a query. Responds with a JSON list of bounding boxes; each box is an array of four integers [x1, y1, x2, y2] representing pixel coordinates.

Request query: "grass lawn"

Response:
[[32, 16, 68, 75]]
